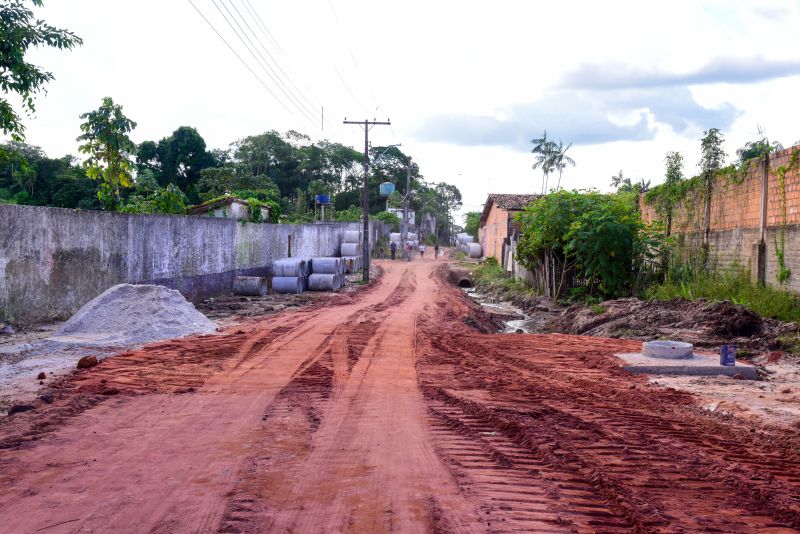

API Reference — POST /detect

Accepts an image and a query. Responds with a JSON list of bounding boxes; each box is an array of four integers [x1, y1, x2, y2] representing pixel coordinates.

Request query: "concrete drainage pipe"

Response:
[[273, 258, 307, 277], [467, 243, 482, 258], [343, 230, 361, 243], [232, 276, 268, 296], [310, 257, 341, 274], [340, 243, 359, 257], [272, 276, 304, 294], [642, 340, 693, 359], [308, 273, 338, 291]]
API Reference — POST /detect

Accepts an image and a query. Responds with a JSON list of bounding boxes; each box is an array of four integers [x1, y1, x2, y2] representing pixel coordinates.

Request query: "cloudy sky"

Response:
[[9, 0, 800, 219]]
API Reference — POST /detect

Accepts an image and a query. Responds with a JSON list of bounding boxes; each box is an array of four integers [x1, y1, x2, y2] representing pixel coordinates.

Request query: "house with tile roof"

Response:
[[478, 194, 538, 266]]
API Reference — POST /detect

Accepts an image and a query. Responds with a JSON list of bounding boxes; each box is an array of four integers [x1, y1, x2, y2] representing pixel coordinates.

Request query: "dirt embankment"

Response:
[[550, 297, 797, 353], [448, 263, 797, 354], [424, 264, 800, 532]]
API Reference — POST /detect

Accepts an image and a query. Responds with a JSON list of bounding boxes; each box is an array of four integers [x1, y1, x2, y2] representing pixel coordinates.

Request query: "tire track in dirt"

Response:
[[0, 269, 404, 533], [416, 270, 800, 532], [211, 263, 486, 533]]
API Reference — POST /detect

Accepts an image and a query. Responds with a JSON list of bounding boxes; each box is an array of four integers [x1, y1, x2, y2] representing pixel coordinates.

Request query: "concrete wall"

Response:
[[0, 205, 382, 324], [641, 144, 800, 291]]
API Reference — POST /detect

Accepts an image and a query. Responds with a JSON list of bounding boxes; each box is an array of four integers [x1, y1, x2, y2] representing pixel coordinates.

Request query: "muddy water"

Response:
[[463, 288, 543, 333]]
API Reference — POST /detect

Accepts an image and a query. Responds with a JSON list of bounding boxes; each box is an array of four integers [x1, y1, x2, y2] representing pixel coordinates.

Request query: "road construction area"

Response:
[[1, 258, 800, 533]]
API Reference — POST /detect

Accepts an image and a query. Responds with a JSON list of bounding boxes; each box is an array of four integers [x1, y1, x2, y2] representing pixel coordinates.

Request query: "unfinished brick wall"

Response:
[[641, 144, 800, 291]]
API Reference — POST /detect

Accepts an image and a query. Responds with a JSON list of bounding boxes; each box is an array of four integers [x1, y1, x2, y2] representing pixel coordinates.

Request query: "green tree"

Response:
[[699, 128, 726, 186], [76, 97, 137, 209], [136, 126, 215, 201], [698, 128, 726, 245], [531, 130, 557, 194], [0, 0, 82, 141], [464, 211, 481, 239], [736, 136, 782, 164], [516, 190, 663, 299], [119, 183, 187, 215], [552, 139, 575, 191]]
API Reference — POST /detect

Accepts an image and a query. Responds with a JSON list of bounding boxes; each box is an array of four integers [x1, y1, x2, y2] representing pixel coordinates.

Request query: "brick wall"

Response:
[[479, 205, 510, 261], [641, 144, 800, 291]]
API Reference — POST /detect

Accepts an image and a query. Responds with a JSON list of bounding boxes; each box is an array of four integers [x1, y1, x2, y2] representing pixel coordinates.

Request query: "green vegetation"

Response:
[[530, 131, 576, 193], [0, 0, 82, 142], [373, 211, 401, 231], [516, 190, 664, 300], [470, 257, 534, 299], [649, 265, 800, 323], [77, 97, 137, 209], [463, 211, 480, 239]]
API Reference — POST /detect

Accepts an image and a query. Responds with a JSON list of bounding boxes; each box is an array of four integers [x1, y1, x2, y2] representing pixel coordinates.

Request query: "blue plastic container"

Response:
[[720, 344, 736, 366], [379, 182, 395, 196]]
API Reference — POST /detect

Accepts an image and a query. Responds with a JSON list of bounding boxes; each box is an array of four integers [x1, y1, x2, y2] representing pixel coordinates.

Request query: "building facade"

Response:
[[478, 194, 538, 265]]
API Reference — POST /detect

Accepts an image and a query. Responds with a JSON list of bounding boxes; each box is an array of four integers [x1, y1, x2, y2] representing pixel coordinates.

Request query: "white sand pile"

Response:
[[51, 284, 216, 345]]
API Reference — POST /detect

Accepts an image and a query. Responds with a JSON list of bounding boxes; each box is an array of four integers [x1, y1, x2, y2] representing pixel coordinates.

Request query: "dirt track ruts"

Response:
[[1, 257, 800, 533]]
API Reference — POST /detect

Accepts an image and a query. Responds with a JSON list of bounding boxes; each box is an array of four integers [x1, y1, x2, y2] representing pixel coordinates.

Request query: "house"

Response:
[[478, 193, 538, 266], [387, 207, 415, 224], [186, 196, 270, 222]]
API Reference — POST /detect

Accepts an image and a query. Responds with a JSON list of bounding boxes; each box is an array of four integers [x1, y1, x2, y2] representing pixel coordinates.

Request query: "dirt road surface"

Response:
[[2, 257, 800, 533]]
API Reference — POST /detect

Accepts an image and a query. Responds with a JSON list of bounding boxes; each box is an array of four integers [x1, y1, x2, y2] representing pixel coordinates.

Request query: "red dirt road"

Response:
[[2, 258, 800, 533]]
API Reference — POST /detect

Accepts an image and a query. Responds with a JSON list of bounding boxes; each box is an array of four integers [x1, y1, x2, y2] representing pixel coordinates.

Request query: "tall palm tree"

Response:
[[552, 139, 575, 191], [531, 131, 557, 194]]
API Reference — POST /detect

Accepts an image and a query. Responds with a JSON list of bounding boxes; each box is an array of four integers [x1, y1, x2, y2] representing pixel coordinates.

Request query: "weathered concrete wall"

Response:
[[0, 205, 382, 324]]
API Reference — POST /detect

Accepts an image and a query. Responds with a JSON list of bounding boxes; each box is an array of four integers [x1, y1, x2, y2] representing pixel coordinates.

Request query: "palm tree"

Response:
[[531, 131, 557, 194], [552, 139, 575, 190]]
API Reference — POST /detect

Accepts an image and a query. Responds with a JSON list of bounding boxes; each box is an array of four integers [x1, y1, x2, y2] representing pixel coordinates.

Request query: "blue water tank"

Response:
[[379, 182, 395, 196], [315, 194, 331, 204]]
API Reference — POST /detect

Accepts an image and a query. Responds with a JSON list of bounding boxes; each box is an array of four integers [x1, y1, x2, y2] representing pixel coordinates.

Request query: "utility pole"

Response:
[[403, 161, 412, 261], [343, 118, 391, 282]]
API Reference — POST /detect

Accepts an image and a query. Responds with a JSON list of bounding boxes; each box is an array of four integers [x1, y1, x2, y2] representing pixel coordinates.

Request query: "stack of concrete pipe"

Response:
[[307, 257, 346, 291], [271, 258, 308, 294], [455, 234, 481, 258], [390, 231, 419, 251], [340, 230, 362, 272]]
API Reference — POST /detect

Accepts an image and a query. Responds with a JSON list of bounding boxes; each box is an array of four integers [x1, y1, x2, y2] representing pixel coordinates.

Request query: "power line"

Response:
[[242, 0, 284, 54], [186, 0, 293, 116], [213, 0, 319, 127], [225, 0, 321, 121]]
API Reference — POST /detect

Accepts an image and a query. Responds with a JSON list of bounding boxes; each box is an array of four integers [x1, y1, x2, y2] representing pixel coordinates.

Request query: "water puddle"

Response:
[[462, 288, 537, 333]]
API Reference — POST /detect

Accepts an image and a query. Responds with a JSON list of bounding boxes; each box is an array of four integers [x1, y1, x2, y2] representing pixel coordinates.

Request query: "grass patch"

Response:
[[589, 304, 606, 315], [470, 258, 536, 298], [648, 267, 800, 322]]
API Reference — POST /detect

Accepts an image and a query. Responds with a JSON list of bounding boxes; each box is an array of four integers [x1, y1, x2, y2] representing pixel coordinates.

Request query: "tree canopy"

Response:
[[0, 0, 82, 141]]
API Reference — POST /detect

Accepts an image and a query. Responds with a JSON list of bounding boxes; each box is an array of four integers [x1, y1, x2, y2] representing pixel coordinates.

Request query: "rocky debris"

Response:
[[54, 284, 216, 346], [36, 372, 46, 380], [77, 356, 98, 369], [549, 298, 795, 352], [0, 324, 15, 336], [39, 393, 54, 404], [7, 404, 35, 416]]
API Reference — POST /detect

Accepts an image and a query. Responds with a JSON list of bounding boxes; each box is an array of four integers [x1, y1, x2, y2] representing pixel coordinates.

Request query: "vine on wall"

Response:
[[775, 150, 799, 284]]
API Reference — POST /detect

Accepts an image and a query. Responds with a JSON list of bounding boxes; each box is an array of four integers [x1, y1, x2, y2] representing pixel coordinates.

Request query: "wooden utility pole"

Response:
[[343, 118, 391, 282], [403, 161, 412, 261]]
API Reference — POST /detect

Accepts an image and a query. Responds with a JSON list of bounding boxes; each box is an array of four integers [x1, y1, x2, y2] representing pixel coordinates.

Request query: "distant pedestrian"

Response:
[[419, 243, 426, 257], [390, 240, 397, 260], [406, 242, 412, 259], [434, 244, 439, 259]]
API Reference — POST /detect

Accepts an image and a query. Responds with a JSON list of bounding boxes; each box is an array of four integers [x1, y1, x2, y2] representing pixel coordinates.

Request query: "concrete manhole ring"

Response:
[[642, 340, 694, 359]]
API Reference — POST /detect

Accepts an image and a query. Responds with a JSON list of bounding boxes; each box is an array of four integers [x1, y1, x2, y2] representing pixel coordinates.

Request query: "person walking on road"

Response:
[[406, 242, 413, 260], [434, 243, 439, 259], [390, 240, 397, 260], [419, 243, 426, 258]]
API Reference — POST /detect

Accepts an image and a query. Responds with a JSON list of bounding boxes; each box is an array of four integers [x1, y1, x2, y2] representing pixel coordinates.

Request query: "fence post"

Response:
[[756, 154, 769, 285]]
